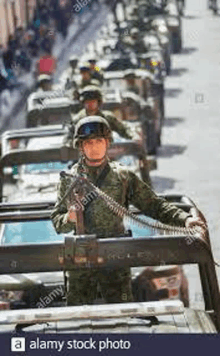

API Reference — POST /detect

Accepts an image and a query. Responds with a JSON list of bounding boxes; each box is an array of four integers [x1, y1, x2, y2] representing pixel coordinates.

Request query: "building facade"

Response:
[[0, 0, 37, 47]]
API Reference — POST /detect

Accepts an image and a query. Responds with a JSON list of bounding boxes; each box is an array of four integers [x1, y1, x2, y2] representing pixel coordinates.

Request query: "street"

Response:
[[151, 0, 220, 306]]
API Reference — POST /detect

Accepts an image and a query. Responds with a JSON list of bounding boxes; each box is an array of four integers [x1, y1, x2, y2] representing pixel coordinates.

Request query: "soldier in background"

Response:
[[77, 62, 99, 89], [51, 116, 206, 306], [121, 28, 149, 54], [36, 74, 53, 92], [64, 55, 78, 90], [123, 69, 140, 95], [64, 85, 132, 147], [87, 58, 104, 85]]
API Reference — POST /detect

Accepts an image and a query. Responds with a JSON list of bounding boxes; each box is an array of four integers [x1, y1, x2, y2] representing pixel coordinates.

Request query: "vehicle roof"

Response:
[[27, 91, 77, 112], [104, 69, 154, 80], [26, 136, 64, 150]]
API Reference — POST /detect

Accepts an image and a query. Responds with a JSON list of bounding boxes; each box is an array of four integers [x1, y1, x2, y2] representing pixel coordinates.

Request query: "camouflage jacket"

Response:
[[91, 69, 104, 85], [51, 160, 191, 237], [64, 108, 132, 147], [76, 78, 100, 90]]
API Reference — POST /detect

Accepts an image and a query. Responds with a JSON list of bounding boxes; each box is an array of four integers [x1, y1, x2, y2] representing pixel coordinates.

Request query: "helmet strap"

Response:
[[85, 156, 107, 166]]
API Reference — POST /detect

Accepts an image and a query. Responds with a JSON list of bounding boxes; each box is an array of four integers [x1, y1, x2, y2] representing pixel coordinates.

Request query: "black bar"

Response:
[[205, 261, 220, 331], [199, 263, 213, 311], [0, 211, 52, 221], [0, 201, 55, 211], [0, 235, 212, 275]]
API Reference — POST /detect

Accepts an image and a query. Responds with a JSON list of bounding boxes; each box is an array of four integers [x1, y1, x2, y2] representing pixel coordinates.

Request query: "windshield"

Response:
[[23, 161, 69, 174], [124, 214, 157, 237], [117, 154, 138, 167], [2, 220, 64, 245], [1, 214, 155, 245]]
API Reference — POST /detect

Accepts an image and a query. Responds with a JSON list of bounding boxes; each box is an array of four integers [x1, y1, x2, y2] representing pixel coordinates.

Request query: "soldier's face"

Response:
[[82, 138, 108, 165], [81, 71, 90, 80], [84, 99, 99, 113], [90, 64, 95, 70]]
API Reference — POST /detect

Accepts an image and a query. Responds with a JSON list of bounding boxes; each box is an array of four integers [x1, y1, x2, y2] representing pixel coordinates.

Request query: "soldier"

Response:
[[36, 74, 53, 92], [77, 62, 99, 90], [64, 85, 132, 147], [121, 28, 149, 54], [87, 58, 104, 85], [51, 116, 207, 306], [64, 55, 78, 90]]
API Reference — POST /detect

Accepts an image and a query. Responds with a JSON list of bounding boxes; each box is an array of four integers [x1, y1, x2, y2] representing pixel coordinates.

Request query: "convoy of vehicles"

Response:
[[26, 91, 80, 128], [0, 0, 219, 336], [103, 72, 164, 153]]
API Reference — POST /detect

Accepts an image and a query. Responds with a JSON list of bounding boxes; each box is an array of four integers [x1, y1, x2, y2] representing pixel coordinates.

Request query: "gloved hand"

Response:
[[185, 216, 208, 236], [66, 206, 77, 223]]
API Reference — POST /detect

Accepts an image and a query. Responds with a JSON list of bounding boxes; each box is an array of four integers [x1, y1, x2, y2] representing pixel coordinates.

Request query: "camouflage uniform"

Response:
[[76, 78, 100, 90], [51, 159, 191, 305], [64, 108, 132, 147], [91, 68, 104, 85], [64, 67, 78, 90]]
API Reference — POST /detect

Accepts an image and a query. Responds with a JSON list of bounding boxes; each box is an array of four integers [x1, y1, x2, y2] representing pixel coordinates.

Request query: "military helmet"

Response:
[[79, 61, 91, 72], [37, 74, 52, 83], [88, 57, 97, 64], [80, 85, 102, 103], [73, 116, 112, 148]]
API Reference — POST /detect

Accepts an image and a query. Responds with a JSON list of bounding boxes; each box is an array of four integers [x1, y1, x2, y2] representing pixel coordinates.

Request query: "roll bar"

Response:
[[0, 233, 219, 330], [0, 195, 219, 329]]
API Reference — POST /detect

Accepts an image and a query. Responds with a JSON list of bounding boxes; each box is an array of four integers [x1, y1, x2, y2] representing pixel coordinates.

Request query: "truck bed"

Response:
[[0, 308, 216, 333], [23, 310, 217, 333]]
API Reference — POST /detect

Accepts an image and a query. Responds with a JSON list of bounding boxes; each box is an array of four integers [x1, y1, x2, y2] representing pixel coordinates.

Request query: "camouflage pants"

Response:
[[66, 268, 133, 306]]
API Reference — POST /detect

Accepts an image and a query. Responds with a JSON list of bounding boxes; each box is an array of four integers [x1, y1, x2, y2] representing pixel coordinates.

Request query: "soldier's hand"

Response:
[[67, 206, 77, 223], [185, 217, 207, 236]]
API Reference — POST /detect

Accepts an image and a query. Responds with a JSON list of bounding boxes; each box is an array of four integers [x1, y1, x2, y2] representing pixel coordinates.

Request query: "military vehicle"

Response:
[[102, 76, 163, 154], [126, 0, 182, 54], [164, 0, 183, 53], [0, 194, 218, 333], [26, 91, 80, 128], [0, 126, 154, 202], [101, 57, 165, 125]]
